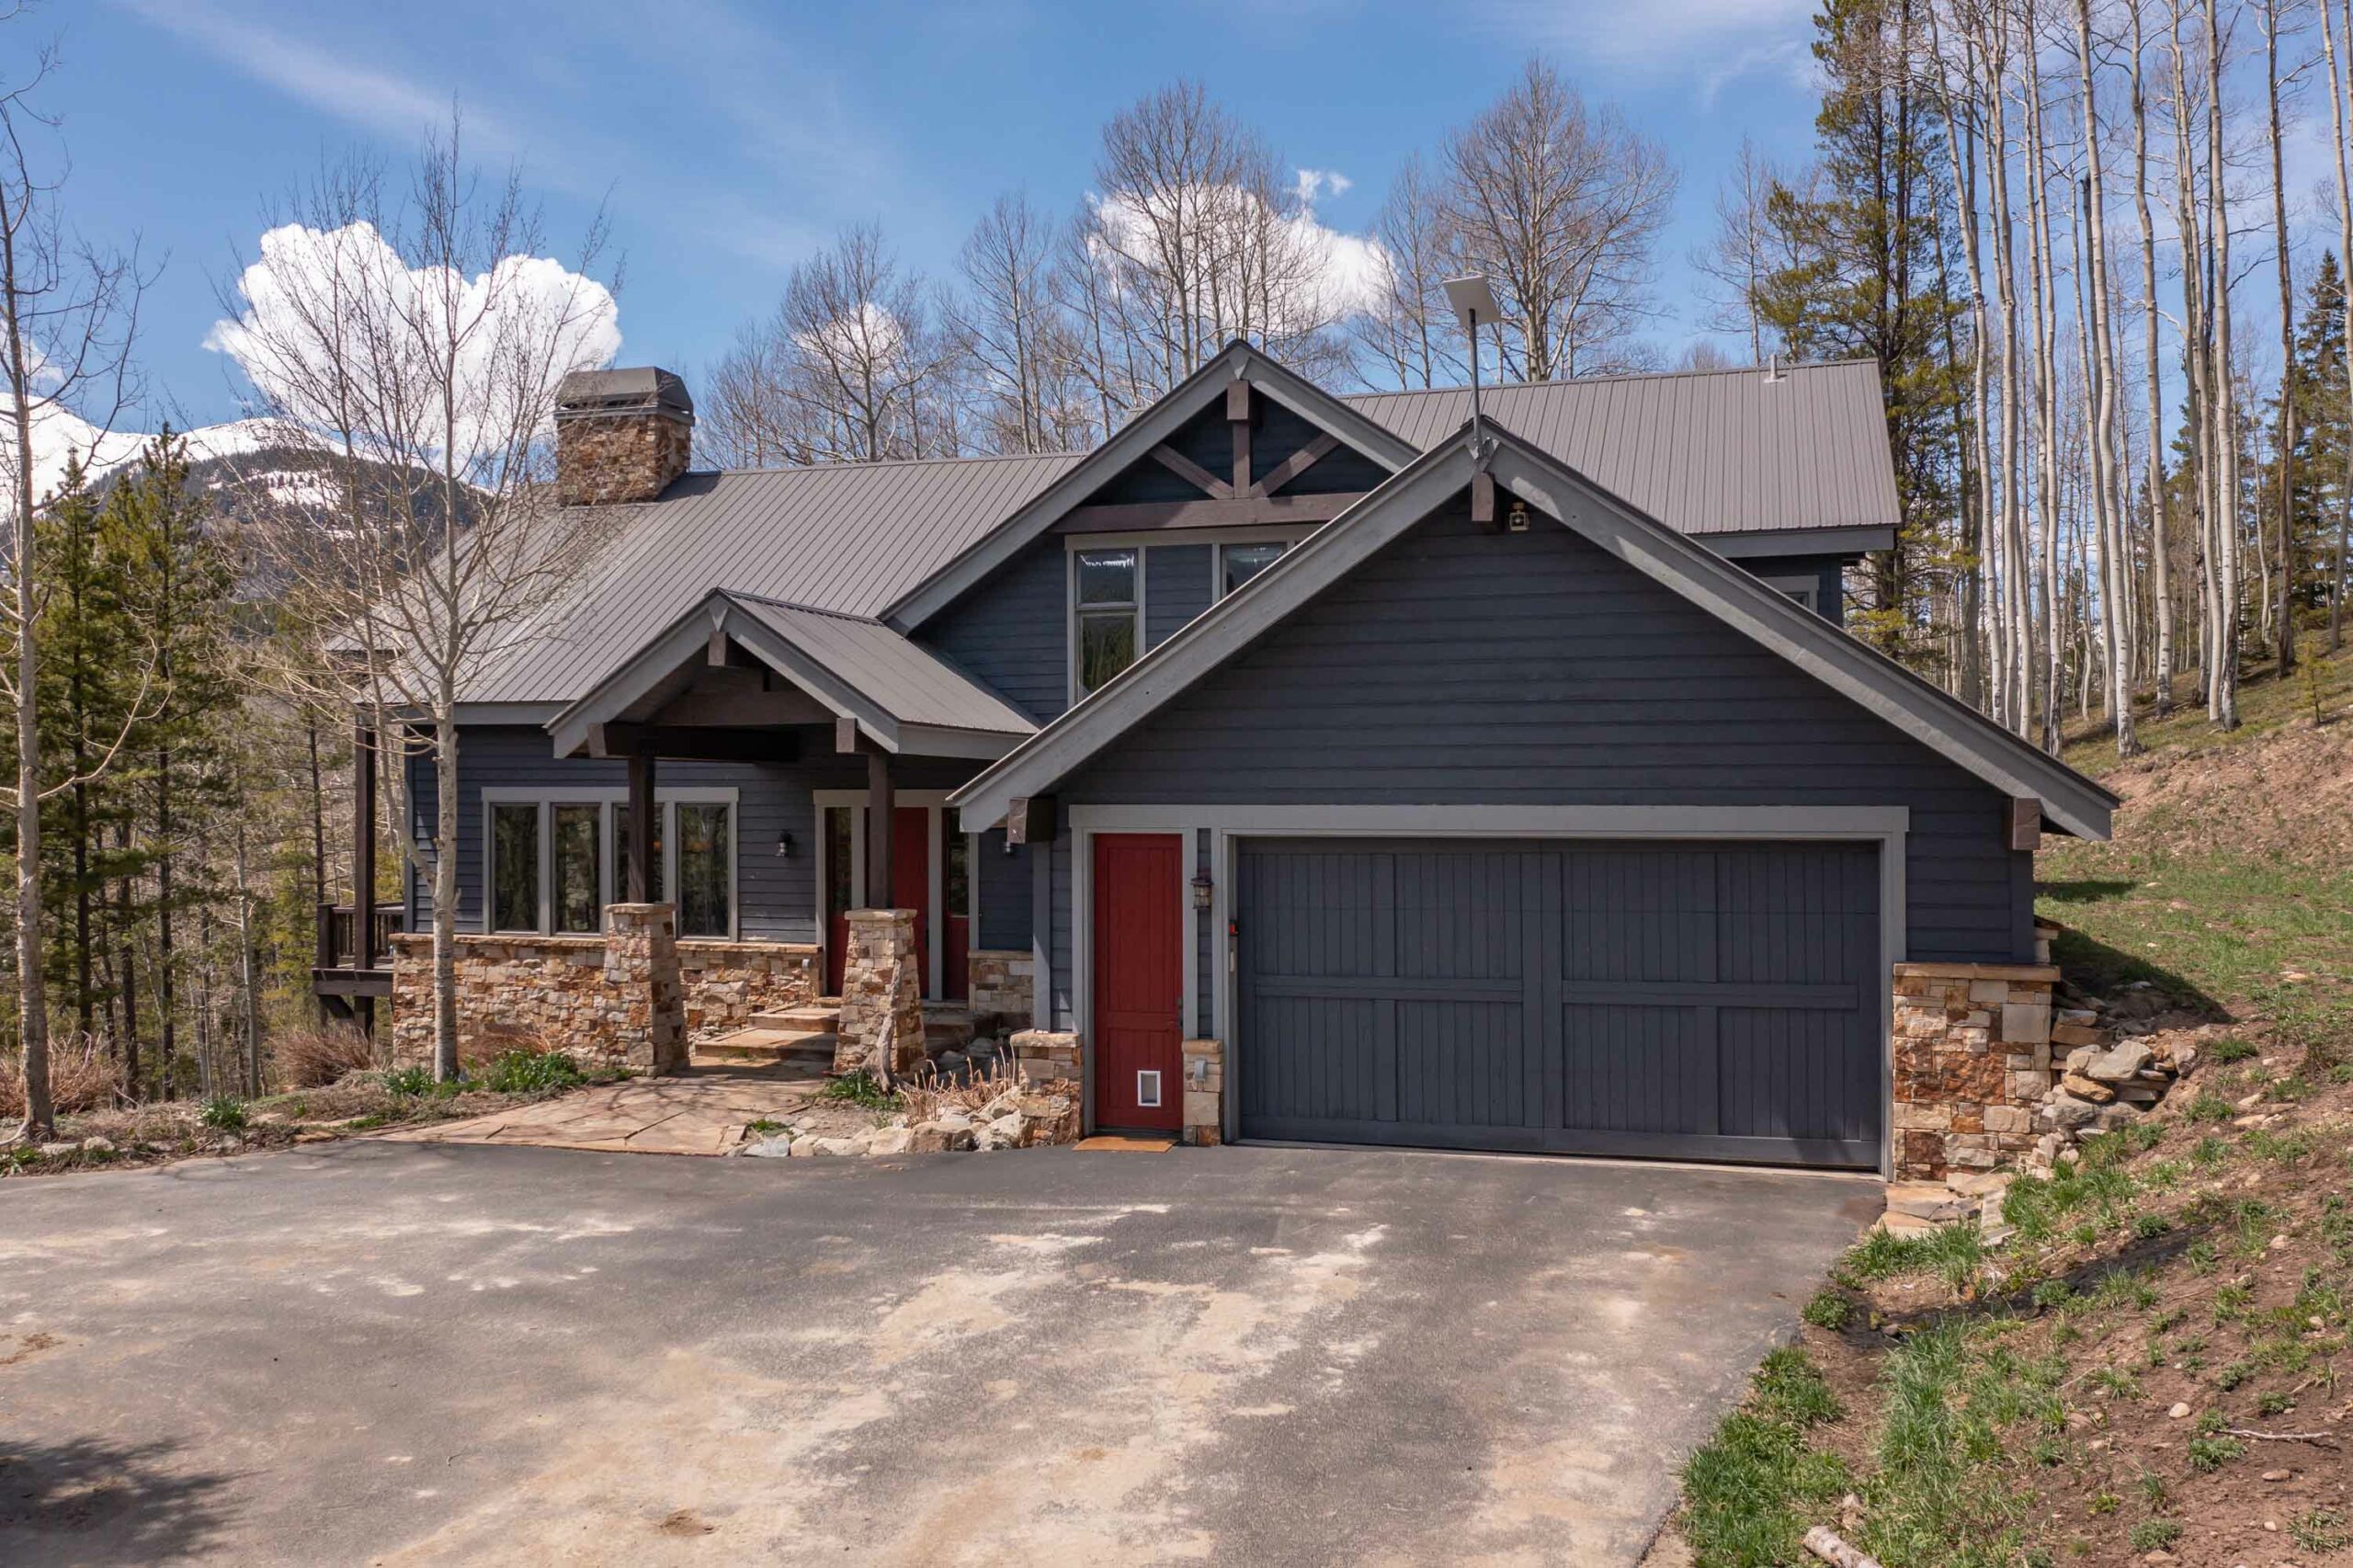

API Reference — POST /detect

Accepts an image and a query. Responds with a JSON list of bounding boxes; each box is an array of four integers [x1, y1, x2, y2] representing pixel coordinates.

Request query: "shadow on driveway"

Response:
[[0, 1436, 237, 1566]]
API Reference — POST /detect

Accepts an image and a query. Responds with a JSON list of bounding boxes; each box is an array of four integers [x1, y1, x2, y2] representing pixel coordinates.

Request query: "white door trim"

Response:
[[814, 788, 954, 1000]]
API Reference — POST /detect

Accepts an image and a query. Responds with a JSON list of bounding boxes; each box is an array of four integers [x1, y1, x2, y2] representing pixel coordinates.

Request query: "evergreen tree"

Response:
[[2279, 254, 2350, 619], [1756, 0, 1967, 660]]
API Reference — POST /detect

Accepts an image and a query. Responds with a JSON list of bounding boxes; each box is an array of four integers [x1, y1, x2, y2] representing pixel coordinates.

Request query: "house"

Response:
[[314, 342, 2115, 1181]]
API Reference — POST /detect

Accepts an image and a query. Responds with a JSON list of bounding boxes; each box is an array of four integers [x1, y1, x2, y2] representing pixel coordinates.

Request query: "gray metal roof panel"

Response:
[[722, 594, 1035, 736], [1338, 359, 1898, 536], [467, 450, 1083, 704]]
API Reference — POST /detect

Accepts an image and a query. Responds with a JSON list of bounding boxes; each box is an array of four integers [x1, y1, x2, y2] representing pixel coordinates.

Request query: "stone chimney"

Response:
[[554, 367, 695, 506]]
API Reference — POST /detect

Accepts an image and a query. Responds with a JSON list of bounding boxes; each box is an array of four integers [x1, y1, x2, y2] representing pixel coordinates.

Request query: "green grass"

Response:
[[1852, 1324, 2031, 1567], [1678, 1348, 1852, 1567], [820, 1070, 900, 1110], [477, 1048, 585, 1095], [2128, 1517, 2185, 1551], [1835, 1223, 1987, 1291], [199, 1096, 246, 1131]]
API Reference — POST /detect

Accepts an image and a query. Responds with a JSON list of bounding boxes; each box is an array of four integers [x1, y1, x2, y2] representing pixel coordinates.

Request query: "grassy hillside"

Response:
[[2042, 644, 2353, 1053], [1653, 648, 2353, 1567]]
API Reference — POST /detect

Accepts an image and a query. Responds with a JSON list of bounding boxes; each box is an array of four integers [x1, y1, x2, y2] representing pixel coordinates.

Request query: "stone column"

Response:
[[605, 903, 686, 1074], [1891, 961, 2057, 1179], [1180, 1038, 1223, 1146], [834, 909, 923, 1081]]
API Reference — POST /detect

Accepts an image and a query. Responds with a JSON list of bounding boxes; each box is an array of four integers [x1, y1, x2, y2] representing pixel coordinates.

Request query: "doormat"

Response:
[[1074, 1133, 1176, 1152]]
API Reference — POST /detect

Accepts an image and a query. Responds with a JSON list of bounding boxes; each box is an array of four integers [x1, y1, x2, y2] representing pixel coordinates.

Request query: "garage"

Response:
[[1233, 839, 1884, 1168]]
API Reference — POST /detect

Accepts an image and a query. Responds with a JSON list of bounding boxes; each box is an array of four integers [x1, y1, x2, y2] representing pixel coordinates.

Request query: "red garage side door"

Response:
[[1092, 834, 1184, 1132]]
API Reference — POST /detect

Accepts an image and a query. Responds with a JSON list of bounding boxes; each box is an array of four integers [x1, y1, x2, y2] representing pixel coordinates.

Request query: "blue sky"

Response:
[[57, 0, 1833, 428]]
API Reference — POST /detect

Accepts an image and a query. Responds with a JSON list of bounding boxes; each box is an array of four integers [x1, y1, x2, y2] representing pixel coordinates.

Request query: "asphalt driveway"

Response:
[[2, 1140, 1875, 1566]]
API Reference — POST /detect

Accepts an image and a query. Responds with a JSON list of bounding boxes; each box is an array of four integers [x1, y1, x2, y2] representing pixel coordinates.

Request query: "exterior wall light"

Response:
[[1190, 870, 1213, 910], [775, 830, 794, 858]]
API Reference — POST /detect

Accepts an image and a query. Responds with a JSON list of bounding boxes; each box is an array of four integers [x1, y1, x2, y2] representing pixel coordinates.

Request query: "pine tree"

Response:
[[2280, 254, 2352, 621], [1756, 0, 1967, 662]]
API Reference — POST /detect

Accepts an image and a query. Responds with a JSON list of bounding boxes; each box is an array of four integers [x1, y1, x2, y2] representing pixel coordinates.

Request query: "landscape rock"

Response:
[[741, 1136, 794, 1158], [909, 1121, 977, 1153], [868, 1127, 914, 1156], [2061, 1071, 2118, 1104], [1885, 1181, 1976, 1222], [78, 1136, 116, 1153], [2045, 1094, 2107, 1131], [814, 1136, 868, 1157], [2083, 1043, 2154, 1083], [37, 1141, 77, 1159]]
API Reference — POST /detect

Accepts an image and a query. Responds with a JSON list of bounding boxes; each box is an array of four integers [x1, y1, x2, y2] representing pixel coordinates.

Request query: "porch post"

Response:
[[626, 749, 656, 902], [353, 715, 377, 964], [866, 747, 893, 909]]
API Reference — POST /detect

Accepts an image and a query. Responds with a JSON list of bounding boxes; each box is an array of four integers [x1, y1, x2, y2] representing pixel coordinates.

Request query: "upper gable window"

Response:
[[1221, 540, 1286, 596], [1074, 547, 1140, 697]]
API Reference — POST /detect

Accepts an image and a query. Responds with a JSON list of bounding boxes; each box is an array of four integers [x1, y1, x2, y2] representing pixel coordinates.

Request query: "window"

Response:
[[480, 790, 735, 937], [1758, 574, 1821, 614], [1074, 547, 1140, 696], [490, 802, 541, 932], [1221, 540, 1286, 596], [675, 802, 733, 937], [552, 805, 602, 932], [943, 825, 970, 921], [823, 804, 856, 918]]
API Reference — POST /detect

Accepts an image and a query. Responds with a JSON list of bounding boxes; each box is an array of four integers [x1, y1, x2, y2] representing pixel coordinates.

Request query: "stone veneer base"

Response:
[[1892, 960, 2058, 1180]]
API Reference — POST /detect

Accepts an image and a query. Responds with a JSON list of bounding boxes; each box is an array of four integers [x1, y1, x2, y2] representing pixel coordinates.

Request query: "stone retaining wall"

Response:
[[1892, 960, 2058, 1180], [391, 926, 817, 1067], [966, 949, 1034, 1036], [676, 940, 819, 1035]]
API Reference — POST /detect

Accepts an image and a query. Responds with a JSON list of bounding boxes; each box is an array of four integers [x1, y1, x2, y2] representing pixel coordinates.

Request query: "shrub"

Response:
[[479, 1049, 584, 1095], [2128, 1518, 2184, 1551], [2187, 1434, 2245, 1471], [2186, 1092, 2234, 1123], [821, 1071, 900, 1110], [0, 1032, 123, 1119], [274, 1023, 379, 1088], [381, 1066, 438, 1097], [2210, 1037, 2258, 1063], [199, 1096, 247, 1131]]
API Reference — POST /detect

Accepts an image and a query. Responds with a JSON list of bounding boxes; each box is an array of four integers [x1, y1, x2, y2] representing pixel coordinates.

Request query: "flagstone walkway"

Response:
[[380, 1062, 827, 1156]]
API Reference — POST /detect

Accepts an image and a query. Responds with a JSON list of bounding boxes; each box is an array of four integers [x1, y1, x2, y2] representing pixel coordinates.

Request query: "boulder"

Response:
[[813, 1136, 866, 1157], [789, 1134, 824, 1156], [2046, 1094, 2107, 1131], [1885, 1181, 1975, 1222], [78, 1135, 116, 1153], [2061, 1071, 2118, 1104], [741, 1136, 795, 1159], [868, 1126, 915, 1156], [2083, 1042, 2154, 1084], [37, 1141, 77, 1159], [2052, 1020, 2107, 1049], [909, 1121, 977, 1153], [2065, 1046, 2097, 1073]]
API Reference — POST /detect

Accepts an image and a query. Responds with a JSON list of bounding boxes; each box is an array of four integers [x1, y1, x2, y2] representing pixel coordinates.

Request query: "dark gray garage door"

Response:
[[1234, 839, 1882, 1167]]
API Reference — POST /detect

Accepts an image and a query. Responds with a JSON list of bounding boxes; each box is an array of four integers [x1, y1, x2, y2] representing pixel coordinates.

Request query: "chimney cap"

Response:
[[556, 366, 693, 423]]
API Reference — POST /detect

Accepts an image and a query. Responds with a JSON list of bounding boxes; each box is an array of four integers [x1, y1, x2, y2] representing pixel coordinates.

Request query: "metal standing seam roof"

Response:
[[468, 358, 1896, 709], [468, 449, 1085, 705], [720, 593, 1035, 735], [1342, 359, 1899, 536]]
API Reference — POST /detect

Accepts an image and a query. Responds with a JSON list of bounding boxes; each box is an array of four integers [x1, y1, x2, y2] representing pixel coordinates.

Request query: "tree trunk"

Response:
[[2078, 0, 2142, 756], [2132, 0, 2178, 713], [6, 199, 51, 1141], [2320, 0, 2353, 650], [2205, 0, 2242, 729]]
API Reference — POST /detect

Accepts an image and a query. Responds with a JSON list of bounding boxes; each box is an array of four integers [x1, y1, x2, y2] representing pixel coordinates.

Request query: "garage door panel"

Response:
[[1562, 1003, 1715, 1136], [1398, 1000, 1538, 1130], [1719, 1006, 1880, 1145], [1235, 837, 1882, 1169]]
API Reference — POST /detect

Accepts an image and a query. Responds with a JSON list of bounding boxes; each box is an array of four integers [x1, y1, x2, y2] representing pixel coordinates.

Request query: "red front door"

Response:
[[1092, 834, 1184, 1131], [892, 806, 931, 994]]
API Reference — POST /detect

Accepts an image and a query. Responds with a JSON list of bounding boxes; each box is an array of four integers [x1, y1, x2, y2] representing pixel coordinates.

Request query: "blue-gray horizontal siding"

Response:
[[1063, 500, 2032, 967], [1739, 553, 1847, 624], [915, 540, 1068, 725], [1146, 543, 1211, 650], [975, 827, 1032, 950], [407, 726, 997, 942]]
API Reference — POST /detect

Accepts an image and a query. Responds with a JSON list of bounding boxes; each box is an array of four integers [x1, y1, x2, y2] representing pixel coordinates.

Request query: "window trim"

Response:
[[1756, 573, 1821, 614], [1216, 539, 1291, 599], [478, 786, 739, 939], [1068, 544, 1145, 704], [812, 788, 970, 1001]]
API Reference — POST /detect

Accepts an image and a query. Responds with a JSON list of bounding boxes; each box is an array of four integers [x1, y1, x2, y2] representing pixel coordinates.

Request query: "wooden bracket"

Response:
[[1006, 795, 1057, 847], [835, 714, 860, 754], [2007, 796, 2042, 852], [1247, 433, 1338, 499], [1228, 380, 1253, 493], [1471, 470, 1498, 528], [1148, 442, 1233, 501]]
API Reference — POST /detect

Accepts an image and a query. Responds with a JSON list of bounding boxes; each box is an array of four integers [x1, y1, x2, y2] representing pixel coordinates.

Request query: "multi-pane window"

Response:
[[943, 827, 970, 922], [675, 802, 733, 937], [1221, 540, 1286, 596], [490, 802, 541, 932], [552, 805, 601, 932], [1074, 547, 1139, 697]]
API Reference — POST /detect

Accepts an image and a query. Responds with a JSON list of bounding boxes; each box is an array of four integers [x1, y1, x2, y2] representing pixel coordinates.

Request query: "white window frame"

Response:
[[478, 786, 739, 939], [812, 789, 976, 1001]]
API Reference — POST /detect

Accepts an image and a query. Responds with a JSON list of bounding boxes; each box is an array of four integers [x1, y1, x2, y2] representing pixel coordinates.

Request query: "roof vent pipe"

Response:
[[1764, 354, 1785, 385]]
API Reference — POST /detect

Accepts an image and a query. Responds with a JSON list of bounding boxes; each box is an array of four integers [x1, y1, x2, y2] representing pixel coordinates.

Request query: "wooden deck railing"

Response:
[[315, 901, 405, 972]]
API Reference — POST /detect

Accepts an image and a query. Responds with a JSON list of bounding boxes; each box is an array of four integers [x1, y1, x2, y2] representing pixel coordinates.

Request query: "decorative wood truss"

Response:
[[1055, 383, 1365, 534]]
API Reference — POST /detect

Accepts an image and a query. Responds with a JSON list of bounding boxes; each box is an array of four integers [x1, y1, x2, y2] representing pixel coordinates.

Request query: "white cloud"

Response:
[[1087, 184, 1387, 333], [207, 221, 621, 472], [1293, 168, 1356, 205]]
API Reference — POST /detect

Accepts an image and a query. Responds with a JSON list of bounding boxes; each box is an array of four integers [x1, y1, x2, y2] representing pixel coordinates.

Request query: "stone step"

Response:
[[751, 1004, 841, 1032], [698, 1028, 835, 1065], [925, 1008, 976, 1052]]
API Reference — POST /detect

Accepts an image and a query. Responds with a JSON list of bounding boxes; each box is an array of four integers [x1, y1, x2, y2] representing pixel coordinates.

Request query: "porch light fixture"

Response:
[[1506, 499, 1530, 533], [1190, 870, 1213, 910], [775, 830, 794, 858]]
